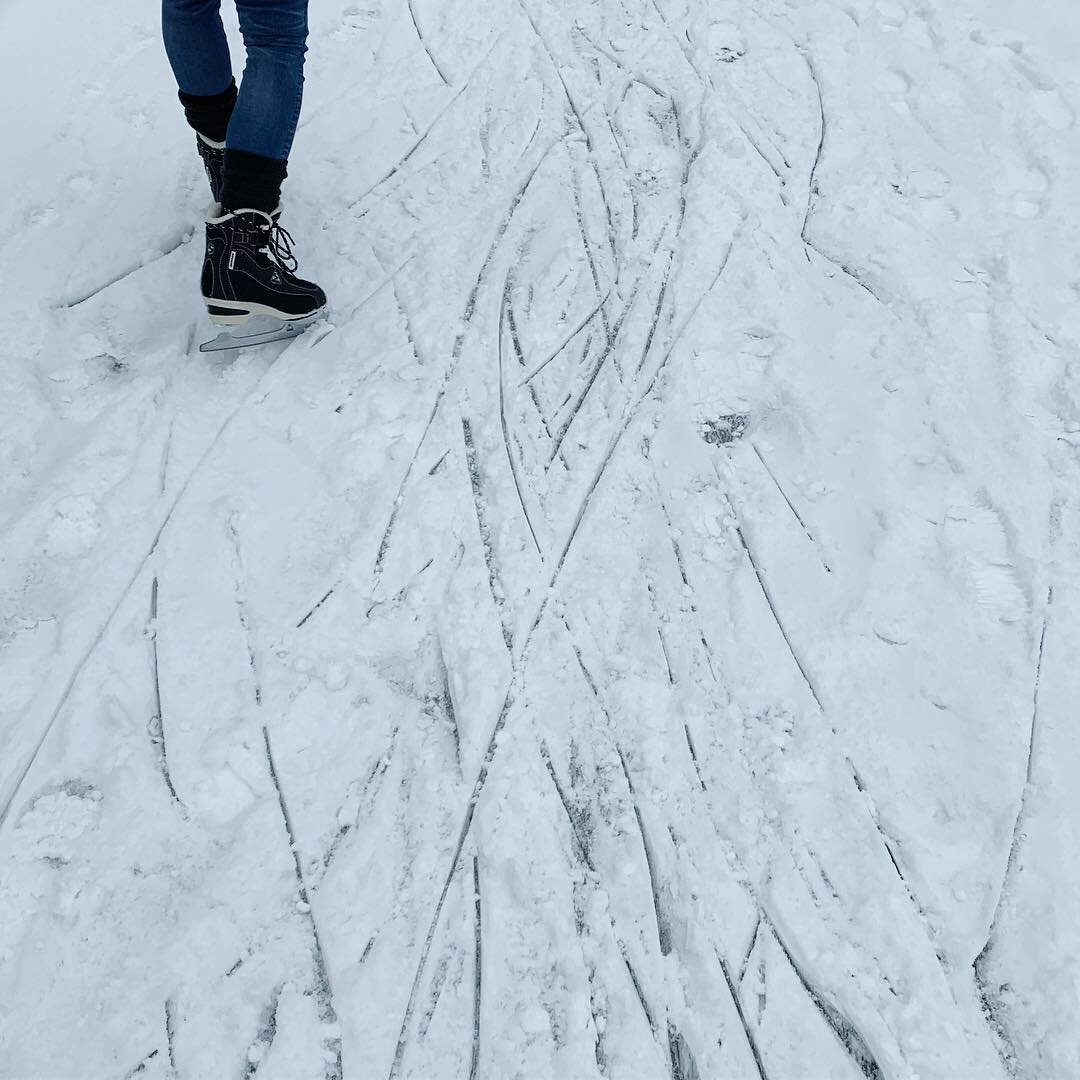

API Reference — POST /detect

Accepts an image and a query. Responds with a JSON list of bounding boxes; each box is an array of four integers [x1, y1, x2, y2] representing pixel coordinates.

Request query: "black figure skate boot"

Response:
[[196, 133, 225, 203], [201, 206, 326, 339]]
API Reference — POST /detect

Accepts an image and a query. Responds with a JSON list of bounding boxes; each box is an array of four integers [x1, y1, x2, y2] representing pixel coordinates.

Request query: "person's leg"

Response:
[[161, 0, 237, 142], [186, 0, 324, 328], [220, 0, 309, 213]]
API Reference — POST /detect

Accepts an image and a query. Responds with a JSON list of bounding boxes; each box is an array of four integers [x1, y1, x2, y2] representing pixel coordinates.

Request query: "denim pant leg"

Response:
[[228, 0, 309, 163], [161, 0, 234, 97]]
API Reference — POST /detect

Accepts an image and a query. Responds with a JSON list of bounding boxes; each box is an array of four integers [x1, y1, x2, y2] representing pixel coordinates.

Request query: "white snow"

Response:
[[1, 0, 1079, 1077]]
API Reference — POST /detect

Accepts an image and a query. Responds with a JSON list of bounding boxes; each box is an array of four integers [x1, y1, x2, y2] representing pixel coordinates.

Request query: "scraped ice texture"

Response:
[[0, 0, 1078, 1077]]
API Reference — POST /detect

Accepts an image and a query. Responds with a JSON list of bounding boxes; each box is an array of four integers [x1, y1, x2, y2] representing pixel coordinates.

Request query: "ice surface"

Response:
[[1, 0, 1078, 1077]]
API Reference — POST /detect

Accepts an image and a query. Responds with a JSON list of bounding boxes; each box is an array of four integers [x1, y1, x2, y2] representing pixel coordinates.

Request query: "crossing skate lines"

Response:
[[297, 136, 565, 628], [388, 158, 735, 1079], [717, 469, 958, 993], [346, 41, 501, 216], [0, 334, 304, 830]]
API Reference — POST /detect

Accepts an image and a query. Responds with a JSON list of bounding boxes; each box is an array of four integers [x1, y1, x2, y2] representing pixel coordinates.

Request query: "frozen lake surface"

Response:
[[1, 0, 1078, 1076]]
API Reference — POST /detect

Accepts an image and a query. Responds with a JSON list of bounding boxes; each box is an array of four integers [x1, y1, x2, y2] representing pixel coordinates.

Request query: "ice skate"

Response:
[[199, 205, 326, 352]]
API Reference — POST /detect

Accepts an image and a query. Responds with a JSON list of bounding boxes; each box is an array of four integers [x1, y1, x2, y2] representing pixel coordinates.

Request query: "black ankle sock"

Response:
[[220, 149, 288, 214], [178, 80, 238, 144]]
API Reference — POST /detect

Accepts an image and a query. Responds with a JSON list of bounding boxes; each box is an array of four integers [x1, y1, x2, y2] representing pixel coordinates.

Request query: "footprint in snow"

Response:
[[996, 163, 1050, 221], [875, 1, 907, 31], [706, 22, 746, 64], [14, 779, 103, 868]]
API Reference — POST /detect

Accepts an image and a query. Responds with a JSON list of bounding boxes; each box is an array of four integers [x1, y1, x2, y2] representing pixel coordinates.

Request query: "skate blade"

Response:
[[199, 313, 320, 353]]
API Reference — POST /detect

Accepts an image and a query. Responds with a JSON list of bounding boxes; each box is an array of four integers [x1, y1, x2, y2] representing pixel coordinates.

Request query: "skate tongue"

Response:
[[199, 313, 319, 353]]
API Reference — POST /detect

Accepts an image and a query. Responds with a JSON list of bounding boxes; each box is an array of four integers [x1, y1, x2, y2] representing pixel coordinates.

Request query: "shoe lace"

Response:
[[260, 219, 299, 274]]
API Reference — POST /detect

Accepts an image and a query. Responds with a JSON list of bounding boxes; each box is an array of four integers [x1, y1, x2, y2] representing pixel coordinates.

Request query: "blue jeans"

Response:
[[161, 0, 308, 162]]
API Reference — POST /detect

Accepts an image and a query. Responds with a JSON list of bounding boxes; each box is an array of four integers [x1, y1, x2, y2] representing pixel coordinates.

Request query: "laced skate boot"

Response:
[[196, 133, 225, 203], [202, 206, 326, 328]]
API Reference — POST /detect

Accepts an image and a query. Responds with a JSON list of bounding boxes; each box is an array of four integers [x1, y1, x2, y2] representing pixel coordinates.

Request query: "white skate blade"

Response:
[[199, 312, 320, 353]]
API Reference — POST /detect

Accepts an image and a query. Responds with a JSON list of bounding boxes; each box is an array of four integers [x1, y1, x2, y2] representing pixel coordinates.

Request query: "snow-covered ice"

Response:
[[1, 0, 1079, 1077]]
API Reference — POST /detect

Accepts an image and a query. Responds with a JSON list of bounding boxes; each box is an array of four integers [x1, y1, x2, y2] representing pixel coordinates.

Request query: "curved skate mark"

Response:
[[767, 921, 885, 1080], [462, 416, 515, 650], [539, 739, 596, 872], [804, 240, 886, 303], [716, 947, 770, 1080], [317, 733, 397, 881], [147, 576, 183, 808], [668, 1022, 702, 1080], [682, 724, 706, 791], [516, 0, 620, 261], [795, 48, 886, 303], [0, 331, 302, 831], [658, 625, 675, 686], [347, 39, 501, 214], [498, 279, 544, 556], [243, 985, 282, 1080], [228, 513, 262, 707], [658, 501, 719, 685], [165, 998, 178, 1074], [423, 633, 464, 778], [738, 914, 763, 986], [751, 443, 832, 573], [617, 746, 673, 957], [158, 418, 174, 497], [416, 946, 455, 1042], [407, 0, 451, 86], [798, 46, 826, 252], [263, 727, 342, 1080], [723, 489, 825, 712], [61, 230, 191, 309], [469, 855, 483, 1080], [297, 588, 335, 629], [121, 1049, 160, 1079], [974, 587, 1052, 1071], [371, 389, 445, 583], [623, 949, 660, 1035]]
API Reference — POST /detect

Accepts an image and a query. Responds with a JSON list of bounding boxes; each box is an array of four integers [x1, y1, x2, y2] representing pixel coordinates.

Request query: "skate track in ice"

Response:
[[1, 1, 1079, 1077]]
